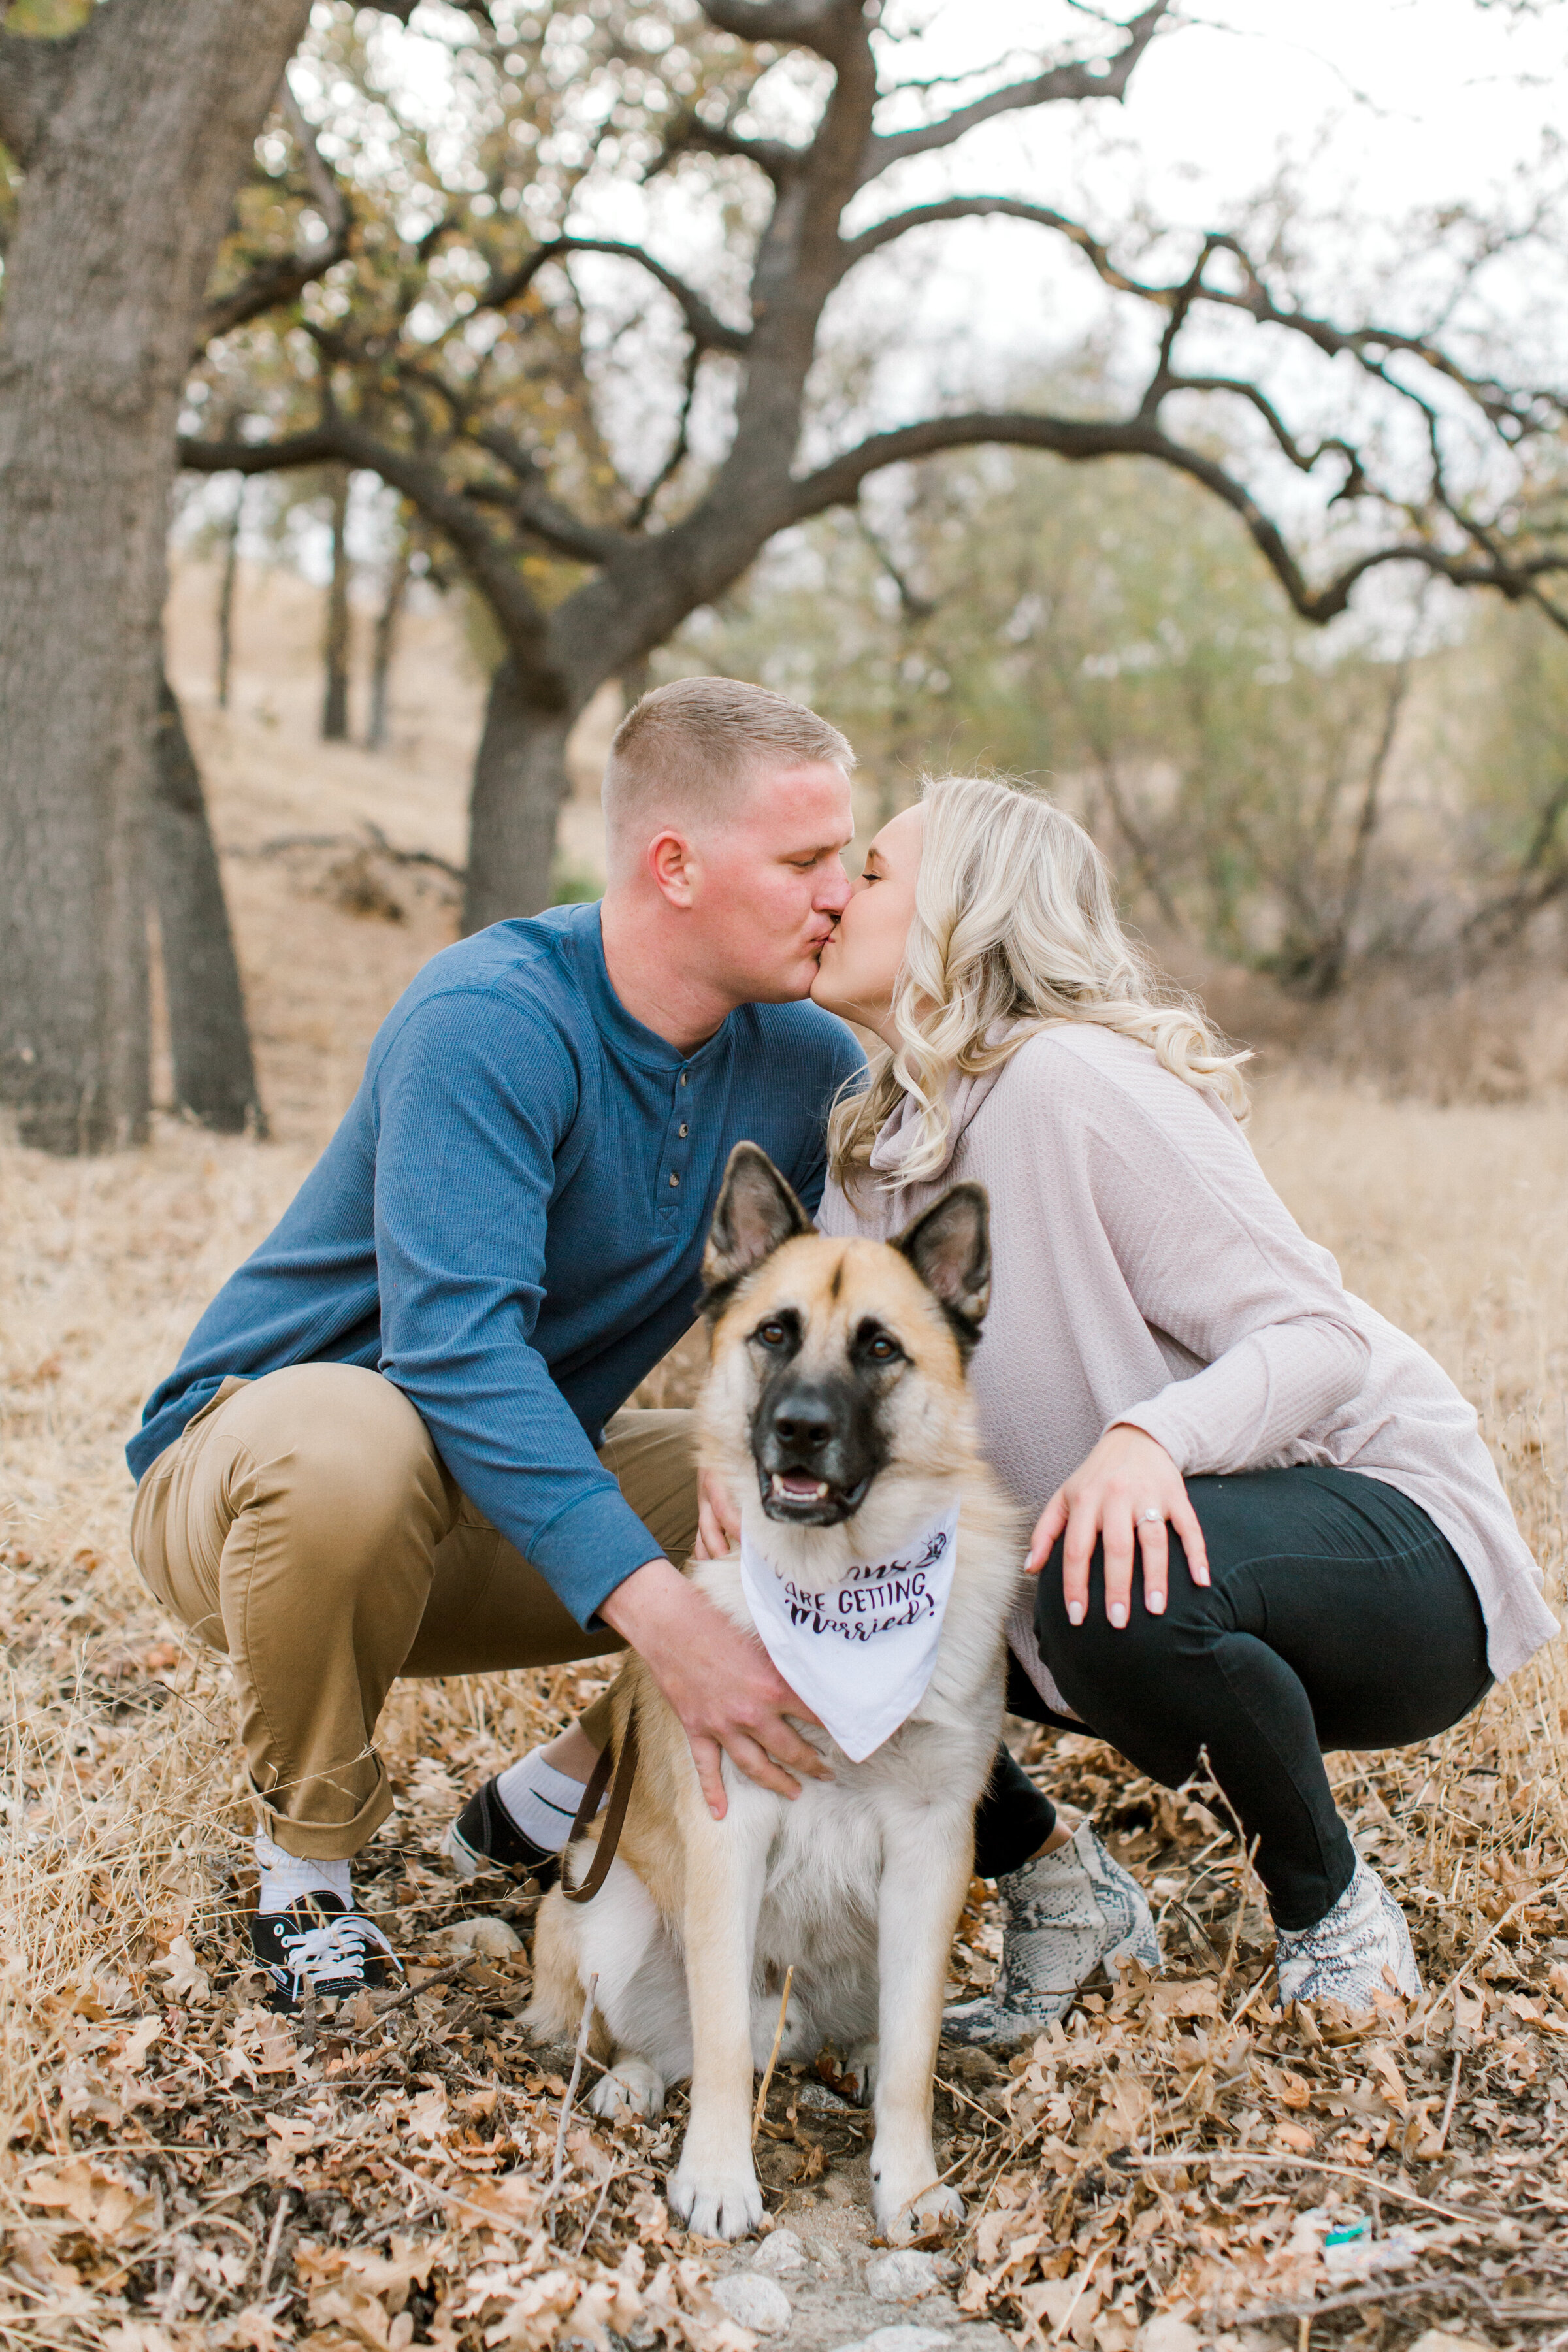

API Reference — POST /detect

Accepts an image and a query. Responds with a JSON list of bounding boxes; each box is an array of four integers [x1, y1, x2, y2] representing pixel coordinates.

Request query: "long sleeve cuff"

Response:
[[1107, 1400, 1196, 1475], [522, 1481, 669, 1629], [1105, 1315, 1369, 1480]]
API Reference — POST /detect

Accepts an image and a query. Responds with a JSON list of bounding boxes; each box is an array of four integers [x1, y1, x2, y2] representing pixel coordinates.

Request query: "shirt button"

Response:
[[669, 1172, 679, 1188], [679, 1071, 689, 1087], [679, 1123, 689, 1138]]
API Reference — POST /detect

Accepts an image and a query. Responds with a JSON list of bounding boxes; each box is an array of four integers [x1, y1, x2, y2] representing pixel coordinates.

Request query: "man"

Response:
[[127, 678, 866, 2011]]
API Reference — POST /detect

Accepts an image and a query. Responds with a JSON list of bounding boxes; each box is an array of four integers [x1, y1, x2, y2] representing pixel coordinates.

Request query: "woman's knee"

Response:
[[1032, 1544, 1210, 1712]]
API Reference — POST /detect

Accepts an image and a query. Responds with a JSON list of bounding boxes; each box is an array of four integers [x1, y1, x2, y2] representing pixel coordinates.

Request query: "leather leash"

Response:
[[561, 1714, 639, 1904]]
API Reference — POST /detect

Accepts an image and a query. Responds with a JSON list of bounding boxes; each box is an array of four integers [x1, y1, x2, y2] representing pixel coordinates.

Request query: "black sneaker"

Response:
[[250, 1891, 403, 2013], [442, 1776, 561, 1889]]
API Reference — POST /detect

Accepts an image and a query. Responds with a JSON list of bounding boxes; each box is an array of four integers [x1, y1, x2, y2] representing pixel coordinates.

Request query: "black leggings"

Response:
[[975, 1466, 1492, 1929]]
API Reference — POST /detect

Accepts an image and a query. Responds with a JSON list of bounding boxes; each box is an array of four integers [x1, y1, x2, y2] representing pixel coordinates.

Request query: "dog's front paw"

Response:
[[668, 2153, 765, 2241], [589, 2057, 665, 2122], [873, 2169, 964, 2242]]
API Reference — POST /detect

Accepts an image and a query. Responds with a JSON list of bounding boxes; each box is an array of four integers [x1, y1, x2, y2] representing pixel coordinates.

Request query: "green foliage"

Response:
[[4, 0, 90, 31], [549, 858, 602, 904], [189, 0, 743, 566], [1448, 600, 1568, 867]]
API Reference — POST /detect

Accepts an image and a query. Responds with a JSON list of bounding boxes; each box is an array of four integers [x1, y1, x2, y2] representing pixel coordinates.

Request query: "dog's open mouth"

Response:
[[760, 1467, 870, 1524]]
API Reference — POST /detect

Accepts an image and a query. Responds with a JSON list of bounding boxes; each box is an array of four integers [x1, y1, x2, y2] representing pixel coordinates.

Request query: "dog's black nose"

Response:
[[755, 1368, 881, 1524], [770, 1398, 834, 1452]]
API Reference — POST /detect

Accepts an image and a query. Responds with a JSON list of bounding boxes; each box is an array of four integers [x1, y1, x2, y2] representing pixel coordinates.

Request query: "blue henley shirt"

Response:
[[127, 905, 864, 1627]]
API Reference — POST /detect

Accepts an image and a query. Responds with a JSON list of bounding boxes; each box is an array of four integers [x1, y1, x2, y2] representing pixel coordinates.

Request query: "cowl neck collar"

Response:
[[866, 1024, 1026, 1186]]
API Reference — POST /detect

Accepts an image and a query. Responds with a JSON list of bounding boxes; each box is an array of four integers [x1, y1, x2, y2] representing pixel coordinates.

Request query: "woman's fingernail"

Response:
[[1148, 1592, 1166, 1615], [1066, 1601, 1085, 1626], [1109, 1603, 1128, 1629]]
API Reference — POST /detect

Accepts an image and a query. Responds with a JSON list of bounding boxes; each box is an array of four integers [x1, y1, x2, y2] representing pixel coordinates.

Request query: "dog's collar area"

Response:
[[738, 1495, 964, 1762]]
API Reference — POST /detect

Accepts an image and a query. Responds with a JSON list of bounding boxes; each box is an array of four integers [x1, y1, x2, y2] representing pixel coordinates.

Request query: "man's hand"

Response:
[[693, 1469, 742, 1561], [600, 1557, 831, 1819], [1026, 1423, 1210, 1629]]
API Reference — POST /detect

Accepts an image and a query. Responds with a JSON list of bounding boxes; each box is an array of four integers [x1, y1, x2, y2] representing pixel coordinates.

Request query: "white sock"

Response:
[[493, 1749, 600, 1852], [254, 1830, 353, 1914]]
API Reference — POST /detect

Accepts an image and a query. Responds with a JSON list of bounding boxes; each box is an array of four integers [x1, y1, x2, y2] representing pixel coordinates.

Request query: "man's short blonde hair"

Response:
[[602, 677, 855, 873]]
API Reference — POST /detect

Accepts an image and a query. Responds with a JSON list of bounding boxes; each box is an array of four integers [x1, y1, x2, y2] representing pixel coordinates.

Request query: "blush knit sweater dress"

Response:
[[817, 1024, 1556, 1716]]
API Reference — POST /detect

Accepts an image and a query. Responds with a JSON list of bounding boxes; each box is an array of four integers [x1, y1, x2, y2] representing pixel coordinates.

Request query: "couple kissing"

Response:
[[129, 677, 1550, 2170]]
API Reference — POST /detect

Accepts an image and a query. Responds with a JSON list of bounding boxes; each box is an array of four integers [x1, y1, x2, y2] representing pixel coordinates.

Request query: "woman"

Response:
[[804, 774, 1554, 2035]]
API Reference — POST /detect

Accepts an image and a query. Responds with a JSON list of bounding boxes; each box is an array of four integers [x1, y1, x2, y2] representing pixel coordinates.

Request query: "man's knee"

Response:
[[220, 1365, 453, 1570]]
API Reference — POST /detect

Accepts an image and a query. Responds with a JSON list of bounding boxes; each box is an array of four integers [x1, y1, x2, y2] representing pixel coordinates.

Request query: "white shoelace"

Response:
[[278, 1911, 399, 1996]]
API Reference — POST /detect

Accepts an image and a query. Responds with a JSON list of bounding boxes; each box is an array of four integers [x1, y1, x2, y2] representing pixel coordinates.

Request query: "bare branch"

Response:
[[855, 514, 935, 619], [1184, 231, 1561, 439], [180, 425, 344, 475], [785, 407, 1568, 631], [464, 423, 627, 561], [698, 0, 847, 56], [628, 342, 702, 529], [199, 76, 351, 348], [651, 111, 801, 187], [0, 13, 86, 169], [480, 235, 748, 353], [861, 3, 1168, 182], [841, 197, 1563, 450], [180, 421, 568, 704], [840, 193, 1141, 281], [1152, 372, 1365, 496], [1462, 774, 1568, 958], [278, 78, 348, 239]]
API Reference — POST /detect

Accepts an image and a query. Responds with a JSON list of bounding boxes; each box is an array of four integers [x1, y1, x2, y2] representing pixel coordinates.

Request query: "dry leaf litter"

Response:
[[4, 1085, 1568, 2352]]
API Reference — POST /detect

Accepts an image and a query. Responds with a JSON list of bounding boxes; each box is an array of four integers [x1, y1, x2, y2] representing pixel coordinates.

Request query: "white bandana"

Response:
[[740, 1501, 962, 1762]]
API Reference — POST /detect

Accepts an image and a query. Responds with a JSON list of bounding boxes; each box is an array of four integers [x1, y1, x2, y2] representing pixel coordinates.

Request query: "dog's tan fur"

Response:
[[528, 1163, 1019, 2241]]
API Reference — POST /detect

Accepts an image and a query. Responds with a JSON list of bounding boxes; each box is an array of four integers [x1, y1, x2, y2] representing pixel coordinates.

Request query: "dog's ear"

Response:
[[894, 1182, 991, 1354], [702, 1143, 811, 1311]]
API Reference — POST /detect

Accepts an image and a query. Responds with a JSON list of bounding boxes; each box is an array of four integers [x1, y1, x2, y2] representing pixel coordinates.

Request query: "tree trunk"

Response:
[[321, 466, 351, 740], [367, 536, 410, 751], [216, 476, 244, 710], [150, 677, 265, 1135], [0, 0, 312, 1153], [462, 657, 574, 934]]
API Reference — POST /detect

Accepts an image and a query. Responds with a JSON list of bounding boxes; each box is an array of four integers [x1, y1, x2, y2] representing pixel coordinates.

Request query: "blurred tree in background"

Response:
[[672, 429, 1568, 997], [7, 0, 1568, 1149], [182, 0, 1568, 947]]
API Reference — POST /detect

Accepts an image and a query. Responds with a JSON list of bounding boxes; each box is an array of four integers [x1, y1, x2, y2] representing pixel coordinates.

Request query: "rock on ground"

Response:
[[713, 2274, 793, 2334]]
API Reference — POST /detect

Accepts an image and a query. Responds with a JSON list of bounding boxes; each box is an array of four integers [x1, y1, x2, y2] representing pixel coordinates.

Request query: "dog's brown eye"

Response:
[[757, 1322, 787, 1347], [868, 1335, 898, 1361]]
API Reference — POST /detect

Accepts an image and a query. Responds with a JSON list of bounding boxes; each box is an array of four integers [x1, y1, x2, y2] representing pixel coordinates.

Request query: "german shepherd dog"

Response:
[[527, 1144, 1019, 2242]]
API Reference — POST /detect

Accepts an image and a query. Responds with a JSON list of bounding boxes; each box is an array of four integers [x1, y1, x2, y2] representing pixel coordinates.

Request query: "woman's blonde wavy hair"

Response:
[[827, 774, 1250, 1192]]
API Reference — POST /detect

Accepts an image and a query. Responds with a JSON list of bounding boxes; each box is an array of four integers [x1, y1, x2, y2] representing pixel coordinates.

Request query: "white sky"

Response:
[[841, 1, 1568, 361], [920, 0, 1565, 212]]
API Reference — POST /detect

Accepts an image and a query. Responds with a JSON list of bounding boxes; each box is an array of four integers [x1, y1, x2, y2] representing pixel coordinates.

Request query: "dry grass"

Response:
[[2, 572, 1567, 2347]]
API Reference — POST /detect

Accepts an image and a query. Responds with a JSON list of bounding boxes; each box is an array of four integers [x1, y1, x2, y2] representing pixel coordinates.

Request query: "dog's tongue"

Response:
[[774, 1471, 830, 1501]]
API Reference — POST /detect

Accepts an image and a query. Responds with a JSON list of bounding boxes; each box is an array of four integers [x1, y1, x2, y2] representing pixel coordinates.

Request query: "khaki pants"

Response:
[[129, 1362, 694, 1859]]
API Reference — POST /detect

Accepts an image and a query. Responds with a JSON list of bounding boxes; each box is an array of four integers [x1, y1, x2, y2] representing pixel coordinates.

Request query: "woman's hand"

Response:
[[693, 1468, 742, 1561], [1026, 1424, 1210, 1628]]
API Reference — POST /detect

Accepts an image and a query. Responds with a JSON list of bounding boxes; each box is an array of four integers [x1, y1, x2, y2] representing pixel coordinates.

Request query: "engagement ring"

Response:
[[1138, 1510, 1161, 1526]]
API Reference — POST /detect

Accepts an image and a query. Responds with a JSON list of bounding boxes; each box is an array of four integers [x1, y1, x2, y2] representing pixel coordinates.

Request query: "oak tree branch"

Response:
[[199, 76, 352, 347]]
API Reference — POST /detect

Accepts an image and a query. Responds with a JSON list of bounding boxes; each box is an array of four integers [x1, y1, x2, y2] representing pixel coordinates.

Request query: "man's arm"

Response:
[[372, 989, 660, 1625], [372, 990, 828, 1806]]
